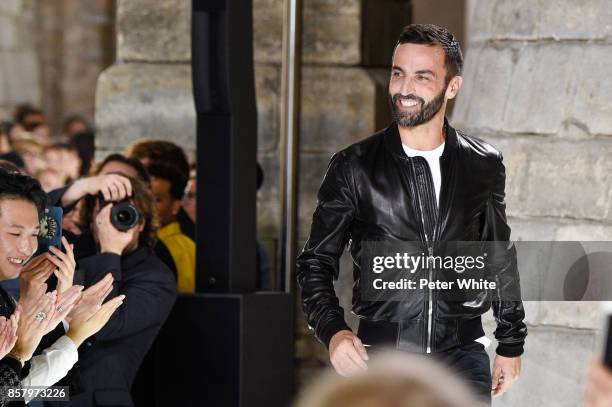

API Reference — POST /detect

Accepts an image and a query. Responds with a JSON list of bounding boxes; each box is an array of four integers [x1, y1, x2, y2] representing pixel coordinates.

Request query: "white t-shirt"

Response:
[[402, 142, 445, 206]]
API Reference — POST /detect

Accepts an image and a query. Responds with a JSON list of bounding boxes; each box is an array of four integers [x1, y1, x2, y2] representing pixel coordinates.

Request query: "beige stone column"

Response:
[[0, 0, 39, 119], [95, 0, 195, 160]]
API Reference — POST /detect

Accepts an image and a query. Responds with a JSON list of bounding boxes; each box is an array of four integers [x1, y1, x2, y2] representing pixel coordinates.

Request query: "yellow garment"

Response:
[[157, 222, 196, 293]]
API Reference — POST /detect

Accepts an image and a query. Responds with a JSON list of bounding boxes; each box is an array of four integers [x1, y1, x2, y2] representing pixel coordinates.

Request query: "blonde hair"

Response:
[[294, 351, 486, 407]]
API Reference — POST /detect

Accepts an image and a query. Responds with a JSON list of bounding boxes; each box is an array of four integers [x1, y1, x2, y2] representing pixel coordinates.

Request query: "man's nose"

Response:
[[18, 237, 35, 257], [399, 77, 415, 96]]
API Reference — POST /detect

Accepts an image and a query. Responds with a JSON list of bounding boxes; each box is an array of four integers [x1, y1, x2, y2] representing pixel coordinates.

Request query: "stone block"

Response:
[[0, 16, 17, 50], [254, 0, 408, 65], [469, 0, 540, 42], [567, 45, 612, 136], [536, 0, 612, 40], [1, 50, 40, 105], [255, 63, 280, 152], [469, 0, 612, 42], [452, 45, 514, 132], [555, 224, 612, 241], [299, 67, 380, 154], [484, 326, 597, 407], [501, 43, 576, 134], [478, 137, 612, 222], [0, 0, 22, 17], [116, 0, 190, 62], [302, 0, 361, 65], [538, 302, 605, 330], [455, 43, 578, 135], [253, 0, 283, 64], [94, 63, 196, 157]]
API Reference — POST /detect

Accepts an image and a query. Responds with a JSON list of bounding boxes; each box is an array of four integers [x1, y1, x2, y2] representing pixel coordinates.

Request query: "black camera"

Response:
[[98, 194, 140, 231]]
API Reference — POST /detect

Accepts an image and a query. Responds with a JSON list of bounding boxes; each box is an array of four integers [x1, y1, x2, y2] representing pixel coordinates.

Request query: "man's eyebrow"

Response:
[[8, 224, 40, 230], [391, 65, 404, 72], [415, 69, 436, 76]]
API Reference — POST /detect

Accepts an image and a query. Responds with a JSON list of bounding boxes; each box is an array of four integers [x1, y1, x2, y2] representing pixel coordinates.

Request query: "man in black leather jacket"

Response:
[[297, 24, 527, 403]]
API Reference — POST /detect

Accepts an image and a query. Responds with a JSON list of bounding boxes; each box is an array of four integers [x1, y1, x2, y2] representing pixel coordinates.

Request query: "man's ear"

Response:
[[445, 76, 463, 100], [171, 200, 182, 216], [138, 221, 145, 233]]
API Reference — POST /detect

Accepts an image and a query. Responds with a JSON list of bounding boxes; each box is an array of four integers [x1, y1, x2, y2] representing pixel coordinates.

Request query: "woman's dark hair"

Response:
[[396, 24, 463, 83], [97, 153, 150, 184], [0, 167, 47, 216]]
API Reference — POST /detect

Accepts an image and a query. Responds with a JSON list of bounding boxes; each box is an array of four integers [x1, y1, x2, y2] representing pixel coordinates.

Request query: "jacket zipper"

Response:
[[409, 158, 435, 354], [426, 245, 434, 353]]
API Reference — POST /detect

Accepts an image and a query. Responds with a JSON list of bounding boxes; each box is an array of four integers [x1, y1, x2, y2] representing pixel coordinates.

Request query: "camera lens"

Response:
[[111, 201, 140, 231]]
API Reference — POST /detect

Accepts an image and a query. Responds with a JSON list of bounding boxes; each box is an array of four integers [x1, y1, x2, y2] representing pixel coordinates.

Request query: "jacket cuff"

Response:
[[2, 355, 23, 376], [496, 341, 524, 357], [319, 319, 351, 349]]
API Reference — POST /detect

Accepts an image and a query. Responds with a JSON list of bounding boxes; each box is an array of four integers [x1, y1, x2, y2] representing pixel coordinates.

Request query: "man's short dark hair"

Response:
[[395, 24, 463, 83], [147, 162, 188, 200], [0, 167, 47, 216], [97, 153, 150, 184], [126, 140, 190, 179]]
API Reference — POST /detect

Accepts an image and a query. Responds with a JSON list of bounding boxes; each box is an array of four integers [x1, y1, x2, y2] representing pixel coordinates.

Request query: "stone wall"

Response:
[[0, 1, 114, 133], [453, 1, 612, 405], [0, 0, 39, 120], [37, 0, 115, 133]]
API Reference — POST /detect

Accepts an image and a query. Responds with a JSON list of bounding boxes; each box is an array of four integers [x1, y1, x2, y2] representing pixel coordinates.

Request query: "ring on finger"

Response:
[[35, 311, 47, 321]]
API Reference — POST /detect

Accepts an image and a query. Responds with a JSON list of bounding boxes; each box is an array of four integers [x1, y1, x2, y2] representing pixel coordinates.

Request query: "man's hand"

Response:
[[585, 358, 612, 407], [61, 174, 133, 207], [67, 294, 125, 347], [19, 256, 56, 314], [0, 311, 19, 360], [329, 330, 369, 377], [13, 284, 83, 362], [95, 204, 137, 255], [491, 354, 521, 397], [45, 236, 77, 294], [67, 273, 114, 324]]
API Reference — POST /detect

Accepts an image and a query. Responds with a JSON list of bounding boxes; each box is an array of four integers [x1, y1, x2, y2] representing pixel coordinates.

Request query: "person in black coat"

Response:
[[47, 173, 177, 407]]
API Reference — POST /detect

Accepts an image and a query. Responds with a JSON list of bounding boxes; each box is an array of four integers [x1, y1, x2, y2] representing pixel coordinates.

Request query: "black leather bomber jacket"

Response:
[[296, 119, 527, 357]]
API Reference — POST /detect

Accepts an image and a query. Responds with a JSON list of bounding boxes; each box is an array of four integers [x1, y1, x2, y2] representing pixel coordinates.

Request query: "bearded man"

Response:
[[296, 24, 527, 405]]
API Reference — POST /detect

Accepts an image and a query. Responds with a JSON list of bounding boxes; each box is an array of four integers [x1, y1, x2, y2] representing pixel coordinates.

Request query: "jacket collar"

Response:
[[384, 117, 458, 160], [122, 245, 151, 269]]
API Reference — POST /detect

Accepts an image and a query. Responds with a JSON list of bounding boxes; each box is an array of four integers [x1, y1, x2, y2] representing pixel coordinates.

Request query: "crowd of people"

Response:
[[0, 103, 201, 406]]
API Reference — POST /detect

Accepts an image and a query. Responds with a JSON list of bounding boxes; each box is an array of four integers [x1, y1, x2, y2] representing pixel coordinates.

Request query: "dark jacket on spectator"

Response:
[[48, 236, 177, 407]]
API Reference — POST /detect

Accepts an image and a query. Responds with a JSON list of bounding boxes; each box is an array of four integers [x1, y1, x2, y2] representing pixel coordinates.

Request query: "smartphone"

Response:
[[37, 206, 63, 252]]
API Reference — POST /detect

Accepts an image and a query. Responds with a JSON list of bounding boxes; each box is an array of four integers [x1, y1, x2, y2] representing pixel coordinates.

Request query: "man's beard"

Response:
[[390, 87, 447, 128]]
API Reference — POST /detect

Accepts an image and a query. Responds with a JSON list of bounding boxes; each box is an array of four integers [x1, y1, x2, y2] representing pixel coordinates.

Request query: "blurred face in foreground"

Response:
[[0, 199, 39, 280]]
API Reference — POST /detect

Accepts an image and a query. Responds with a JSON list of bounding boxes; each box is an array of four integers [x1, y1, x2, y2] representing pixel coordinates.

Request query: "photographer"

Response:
[[47, 172, 177, 407]]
